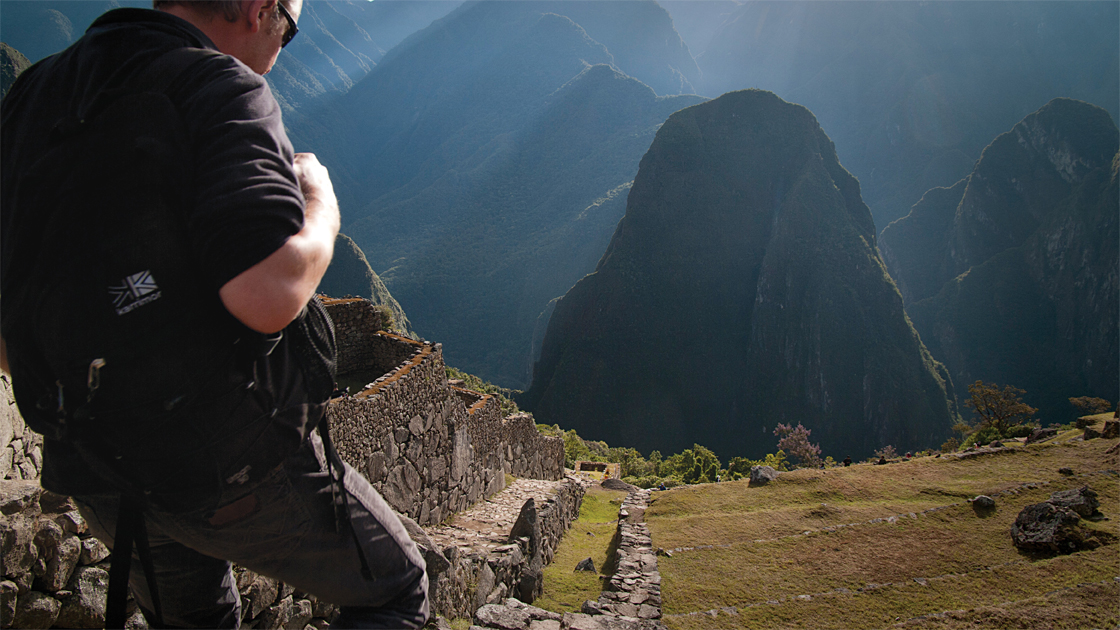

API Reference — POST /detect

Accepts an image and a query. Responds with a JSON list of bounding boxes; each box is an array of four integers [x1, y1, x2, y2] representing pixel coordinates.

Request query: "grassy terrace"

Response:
[[535, 485, 630, 614], [644, 422, 1119, 629]]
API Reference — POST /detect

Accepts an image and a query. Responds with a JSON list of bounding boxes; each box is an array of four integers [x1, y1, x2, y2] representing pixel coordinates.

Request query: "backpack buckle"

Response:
[[87, 358, 106, 397]]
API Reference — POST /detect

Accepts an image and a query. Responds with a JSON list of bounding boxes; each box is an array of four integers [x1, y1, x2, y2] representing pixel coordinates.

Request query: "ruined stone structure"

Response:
[[2, 297, 576, 628], [322, 298, 566, 526], [575, 461, 622, 479]]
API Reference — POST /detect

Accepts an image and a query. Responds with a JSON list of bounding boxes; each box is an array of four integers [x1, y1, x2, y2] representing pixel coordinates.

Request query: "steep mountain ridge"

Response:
[[1, 43, 31, 99], [0, 1, 460, 121], [694, 1, 1120, 231], [881, 98, 1119, 422], [317, 233, 416, 339], [295, 1, 707, 386], [523, 90, 955, 460]]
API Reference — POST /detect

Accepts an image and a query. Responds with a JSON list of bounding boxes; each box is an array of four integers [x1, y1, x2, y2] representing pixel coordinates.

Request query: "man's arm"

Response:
[[219, 153, 340, 334]]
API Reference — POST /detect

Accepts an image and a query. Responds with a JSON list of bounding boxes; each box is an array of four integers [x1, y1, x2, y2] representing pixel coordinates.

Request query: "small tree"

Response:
[[661, 444, 721, 484], [966, 381, 1037, 437], [773, 423, 822, 468], [1069, 396, 1112, 416], [875, 445, 898, 460], [563, 430, 593, 468]]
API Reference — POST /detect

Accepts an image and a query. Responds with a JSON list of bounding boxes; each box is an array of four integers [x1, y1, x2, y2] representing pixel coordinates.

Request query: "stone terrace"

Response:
[[426, 475, 593, 557]]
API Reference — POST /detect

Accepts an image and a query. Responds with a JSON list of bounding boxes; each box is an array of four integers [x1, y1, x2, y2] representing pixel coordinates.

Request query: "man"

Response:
[[0, 1, 429, 627]]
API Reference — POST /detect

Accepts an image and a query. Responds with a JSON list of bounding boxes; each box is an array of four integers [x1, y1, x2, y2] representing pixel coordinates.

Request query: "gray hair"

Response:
[[153, 1, 243, 23]]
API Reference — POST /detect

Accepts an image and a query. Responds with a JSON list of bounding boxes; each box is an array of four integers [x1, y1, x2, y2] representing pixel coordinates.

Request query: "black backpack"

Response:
[[1, 47, 338, 512]]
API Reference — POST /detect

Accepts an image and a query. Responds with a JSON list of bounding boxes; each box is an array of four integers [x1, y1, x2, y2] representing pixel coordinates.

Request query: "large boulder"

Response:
[[474, 603, 531, 630], [1010, 503, 1090, 553], [55, 566, 108, 628], [1026, 428, 1058, 444], [509, 498, 543, 603], [1046, 486, 1101, 519], [601, 478, 637, 493], [749, 465, 779, 486], [1101, 420, 1119, 439], [12, 590, 60, 629]]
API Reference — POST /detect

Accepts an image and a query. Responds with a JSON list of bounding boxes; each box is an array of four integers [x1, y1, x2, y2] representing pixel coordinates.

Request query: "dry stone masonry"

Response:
[[469, 488, 667, 630], [1, 375, 42, 483], [323, 299, 565, 528], [2, 297, 577, 628]]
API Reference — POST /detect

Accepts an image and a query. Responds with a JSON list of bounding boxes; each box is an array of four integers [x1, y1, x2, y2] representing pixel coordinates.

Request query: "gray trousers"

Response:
[[74, 433, 429, 628]]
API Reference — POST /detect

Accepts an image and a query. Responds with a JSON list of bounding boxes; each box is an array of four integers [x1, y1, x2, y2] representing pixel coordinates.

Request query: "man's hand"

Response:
[[219, 153, 341, 333], [293, 152, 337, 214]]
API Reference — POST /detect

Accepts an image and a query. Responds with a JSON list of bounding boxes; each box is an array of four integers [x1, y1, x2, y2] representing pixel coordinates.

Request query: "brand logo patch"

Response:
[[109, 270, 162, 315]]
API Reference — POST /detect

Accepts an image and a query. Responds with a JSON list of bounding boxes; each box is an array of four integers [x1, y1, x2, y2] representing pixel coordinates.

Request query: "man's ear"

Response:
[[244, 0, 272, 33]]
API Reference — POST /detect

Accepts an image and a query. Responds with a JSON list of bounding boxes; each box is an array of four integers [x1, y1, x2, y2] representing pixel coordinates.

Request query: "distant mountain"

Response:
[[522, 90, 956, 460], [1, 43, 31, 99], [657, 0, 741, 63], [880, 98, 1119, 423], [0, 1, 459, 116], [302, 1, 706, 387], [695, 1, 1120, 232], [318, 233, 417, 339], [270, 0, 462, 114], [0, 1, 124, 63]]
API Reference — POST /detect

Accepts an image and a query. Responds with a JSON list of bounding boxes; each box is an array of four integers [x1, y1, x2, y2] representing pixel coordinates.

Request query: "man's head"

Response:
[[155, 0, 301, 75]]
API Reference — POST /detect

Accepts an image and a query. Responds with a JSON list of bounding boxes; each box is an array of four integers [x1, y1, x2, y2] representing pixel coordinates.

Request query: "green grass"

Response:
[[534, 486, 628, 613], [645, 435, 1119, 629]]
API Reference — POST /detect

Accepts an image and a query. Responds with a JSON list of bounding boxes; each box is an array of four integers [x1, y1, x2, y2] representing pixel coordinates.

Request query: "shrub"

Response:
[[964, 424, 1001, 447], [875, 445, 898, 460], [1003, 424, 1037, 439], [773, 423, 822, 468], [940, 436, 960, 453], [372, 304, 395, 331]]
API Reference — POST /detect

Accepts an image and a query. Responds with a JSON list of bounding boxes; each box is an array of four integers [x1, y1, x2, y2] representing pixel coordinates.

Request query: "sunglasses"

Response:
[[277, 2, 298, 48]]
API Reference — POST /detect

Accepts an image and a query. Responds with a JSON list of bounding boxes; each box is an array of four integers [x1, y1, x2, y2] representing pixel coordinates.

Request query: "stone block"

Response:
[[13, 590, 61, 629], [475, 603, 530, 630], [0, 480, 41, 516], [79, 538, 110, 566], [257, 594, 293, 629], [55, 566, 108, 628], [40, 534, 81, 592], [243, 574, 280, 621], [1, 580, 17, 627]]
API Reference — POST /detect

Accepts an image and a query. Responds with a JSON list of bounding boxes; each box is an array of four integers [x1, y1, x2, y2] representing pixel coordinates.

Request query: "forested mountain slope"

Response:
[[298, 1, 706, 386]]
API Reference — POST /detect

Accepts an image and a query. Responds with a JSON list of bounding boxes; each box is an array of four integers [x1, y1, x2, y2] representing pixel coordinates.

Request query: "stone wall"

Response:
[[0, 481, 342, 630], [324, 299, 565, 527], [2, 375, 42, 483], [427, 478, 585, 619], [2, 296, 571, 628], [323, 297, 399, 376]]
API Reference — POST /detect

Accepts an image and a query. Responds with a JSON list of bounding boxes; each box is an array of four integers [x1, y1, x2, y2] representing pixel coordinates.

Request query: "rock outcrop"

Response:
[[749, 466, 780, 486], [524, 89, 956, 460], [881, 99, 1119, 422], [1010, 485, 1105, 554]]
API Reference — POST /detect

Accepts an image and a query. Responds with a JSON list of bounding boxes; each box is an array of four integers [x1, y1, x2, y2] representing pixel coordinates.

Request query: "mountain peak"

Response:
[[524, 89, 955, 459]]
